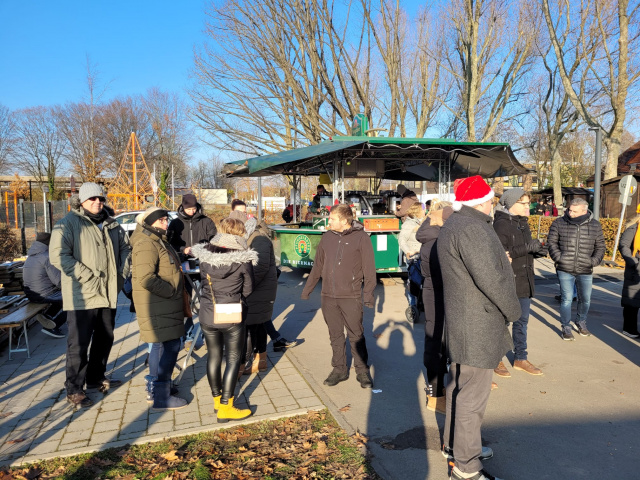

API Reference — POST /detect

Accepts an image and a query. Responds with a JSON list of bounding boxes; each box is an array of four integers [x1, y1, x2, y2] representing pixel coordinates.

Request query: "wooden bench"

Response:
[[0, 302, 49, 360]]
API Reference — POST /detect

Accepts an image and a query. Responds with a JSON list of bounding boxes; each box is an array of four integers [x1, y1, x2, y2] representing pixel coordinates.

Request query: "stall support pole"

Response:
[[333, 162, 339, 205], [257, 177, 263, 221], [292, 175, 298, 223]]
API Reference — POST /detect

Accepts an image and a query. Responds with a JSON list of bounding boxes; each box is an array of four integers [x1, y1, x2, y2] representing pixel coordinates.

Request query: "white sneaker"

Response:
[[442, 445, 493, 461], [450, 466, 503, 480]]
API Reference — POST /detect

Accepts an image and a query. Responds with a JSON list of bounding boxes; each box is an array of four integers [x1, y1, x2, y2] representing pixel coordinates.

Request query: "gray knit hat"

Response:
[[79, 182, 105, 203], [500, 188, 526, 211]]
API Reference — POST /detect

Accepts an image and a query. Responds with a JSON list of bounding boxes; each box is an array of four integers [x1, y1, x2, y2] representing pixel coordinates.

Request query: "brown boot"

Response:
[[243, 354, 260, 375], [513, 359, 543, 376], [493, 361, 511, 378], [426, 394, 446, 414], [257, 352, 267, 371]]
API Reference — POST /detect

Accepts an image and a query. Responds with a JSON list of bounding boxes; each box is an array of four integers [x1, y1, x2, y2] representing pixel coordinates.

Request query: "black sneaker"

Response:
[[66, 392, 93, 408], [356, 372, 373, 389], [273, 337, 299, 352], [323, 369, 349, 386], [622, 330, 640, 338], [86, 377, 123, 392], [442, 445, 493, 461], [42, 327, 65, 338], [576, 322, 591, 337], [450, 467, 502, 480], [562, 327, 575, 341]]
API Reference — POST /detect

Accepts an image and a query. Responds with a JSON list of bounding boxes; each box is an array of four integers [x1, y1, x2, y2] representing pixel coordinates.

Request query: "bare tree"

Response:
[[439, 0, 538, 142], [56, 57, 110, 182], [542, 0, 640, 179], [362, 1, 445, 137], [0, 104, 15, 170], [11, 107, 68, 198], [143, 88, 193, 186], [191, 0, 381, 155]]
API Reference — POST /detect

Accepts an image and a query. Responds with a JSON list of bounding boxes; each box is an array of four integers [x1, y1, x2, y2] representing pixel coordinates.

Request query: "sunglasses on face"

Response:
[[88, 197, 105, 202]]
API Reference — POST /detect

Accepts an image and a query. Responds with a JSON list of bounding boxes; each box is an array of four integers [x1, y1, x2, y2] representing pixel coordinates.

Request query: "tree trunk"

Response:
[[551, 148, 563, 213]]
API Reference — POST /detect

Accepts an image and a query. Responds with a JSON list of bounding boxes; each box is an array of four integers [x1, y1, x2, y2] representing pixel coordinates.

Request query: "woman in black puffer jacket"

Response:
[[618, 216, 640, 337], [190, 218, 257, 423]]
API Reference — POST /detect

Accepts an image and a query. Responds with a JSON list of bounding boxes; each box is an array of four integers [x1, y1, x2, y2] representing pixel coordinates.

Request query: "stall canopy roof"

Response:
[[223, 136, 531, 181]]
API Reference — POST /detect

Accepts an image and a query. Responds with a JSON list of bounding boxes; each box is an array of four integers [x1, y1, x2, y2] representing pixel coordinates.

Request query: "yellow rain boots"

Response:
[[213, 395, 221, 412], [217, 397, 253, 423]]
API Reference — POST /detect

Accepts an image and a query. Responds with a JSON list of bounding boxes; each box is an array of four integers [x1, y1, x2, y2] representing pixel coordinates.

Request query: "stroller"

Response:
[[405, 254, 424, 323]]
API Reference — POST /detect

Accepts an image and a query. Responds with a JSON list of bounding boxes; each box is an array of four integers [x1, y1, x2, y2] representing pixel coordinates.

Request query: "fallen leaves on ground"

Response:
[[2, 410, 380, 480]]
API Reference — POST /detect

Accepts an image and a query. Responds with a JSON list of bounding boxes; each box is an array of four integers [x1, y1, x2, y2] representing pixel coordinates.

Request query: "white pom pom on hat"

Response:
[[451, 176, 495, 211]]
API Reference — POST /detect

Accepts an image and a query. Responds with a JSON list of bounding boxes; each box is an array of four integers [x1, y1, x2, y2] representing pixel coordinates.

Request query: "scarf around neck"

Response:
[[82, 207, 108, 225]]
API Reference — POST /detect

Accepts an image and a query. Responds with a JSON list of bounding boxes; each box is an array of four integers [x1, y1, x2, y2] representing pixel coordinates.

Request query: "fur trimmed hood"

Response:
[[191, 243, 258, 268]]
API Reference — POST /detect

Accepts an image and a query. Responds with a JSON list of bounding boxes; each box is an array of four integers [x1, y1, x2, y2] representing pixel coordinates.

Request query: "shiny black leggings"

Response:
[[201, 322, 246, 404]]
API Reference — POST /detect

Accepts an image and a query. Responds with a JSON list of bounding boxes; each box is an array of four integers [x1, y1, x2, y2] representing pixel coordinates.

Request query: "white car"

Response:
[[114, 210, 178, 235]]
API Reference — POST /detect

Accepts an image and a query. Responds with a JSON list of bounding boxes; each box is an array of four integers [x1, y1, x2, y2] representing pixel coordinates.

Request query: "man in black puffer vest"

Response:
[[547, 198, 605, 341]]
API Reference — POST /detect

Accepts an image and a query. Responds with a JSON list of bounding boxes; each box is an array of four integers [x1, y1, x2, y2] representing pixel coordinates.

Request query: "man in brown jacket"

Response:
[[301, 204, 376, 388]]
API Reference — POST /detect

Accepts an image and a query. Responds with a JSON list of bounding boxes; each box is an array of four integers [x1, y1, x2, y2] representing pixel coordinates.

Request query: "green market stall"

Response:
[[224, 136, 530, 272]]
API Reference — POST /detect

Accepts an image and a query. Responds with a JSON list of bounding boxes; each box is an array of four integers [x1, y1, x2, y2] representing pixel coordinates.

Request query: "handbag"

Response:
[[206, 274, 242, 325]]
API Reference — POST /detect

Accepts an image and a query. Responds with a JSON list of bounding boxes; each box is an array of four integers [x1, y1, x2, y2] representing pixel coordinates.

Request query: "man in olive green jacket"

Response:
[[50, 183, 131, 408]]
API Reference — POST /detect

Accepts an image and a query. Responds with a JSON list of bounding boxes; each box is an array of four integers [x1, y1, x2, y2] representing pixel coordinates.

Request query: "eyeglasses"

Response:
[[88, 196, 105, 203]]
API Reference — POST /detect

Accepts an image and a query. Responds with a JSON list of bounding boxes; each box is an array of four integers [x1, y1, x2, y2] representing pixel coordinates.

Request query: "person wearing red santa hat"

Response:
[[438, 176, 521, 480]]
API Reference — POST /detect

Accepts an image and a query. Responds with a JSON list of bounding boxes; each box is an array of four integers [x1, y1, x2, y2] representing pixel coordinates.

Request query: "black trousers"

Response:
[[422, 287, 447, 397], [444, 364, 493, 474], [320, 296, 369, 375], [201, 322, 245, 404], [623, 306, 639, 333], [245, 324, 268, 362], [65, 308, 116, 395]]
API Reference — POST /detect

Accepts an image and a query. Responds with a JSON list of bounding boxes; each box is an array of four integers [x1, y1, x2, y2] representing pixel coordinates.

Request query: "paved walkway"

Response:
[[0, 295, 324, 466]]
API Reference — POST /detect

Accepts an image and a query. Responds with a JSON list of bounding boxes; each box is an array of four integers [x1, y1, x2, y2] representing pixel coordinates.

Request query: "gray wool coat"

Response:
[[438, 206, 522, 369]]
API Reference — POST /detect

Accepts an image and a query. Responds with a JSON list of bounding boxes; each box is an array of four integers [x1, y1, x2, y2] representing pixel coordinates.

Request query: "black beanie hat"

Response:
[[144, 209, 169, 226], [36, 232, 51, 246], [182, 194, 197, 209]]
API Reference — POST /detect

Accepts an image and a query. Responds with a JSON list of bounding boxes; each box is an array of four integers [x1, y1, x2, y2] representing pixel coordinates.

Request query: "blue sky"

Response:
[[0, 0, 209, 109]]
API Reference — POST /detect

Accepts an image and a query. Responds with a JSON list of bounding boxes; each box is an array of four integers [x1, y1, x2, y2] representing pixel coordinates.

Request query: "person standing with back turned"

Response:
[[438, 176, 521, 480]]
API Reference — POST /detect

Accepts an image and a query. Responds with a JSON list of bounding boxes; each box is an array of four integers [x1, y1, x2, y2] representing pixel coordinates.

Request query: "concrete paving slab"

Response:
[[0, 293, 324, 467], [272, 261, 639, 480]]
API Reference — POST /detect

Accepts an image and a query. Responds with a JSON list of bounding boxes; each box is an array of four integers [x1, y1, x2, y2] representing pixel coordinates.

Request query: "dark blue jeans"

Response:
[[558, 270, 592, 328], [148, 338, 181, 382], [513, 298, 530, 360]]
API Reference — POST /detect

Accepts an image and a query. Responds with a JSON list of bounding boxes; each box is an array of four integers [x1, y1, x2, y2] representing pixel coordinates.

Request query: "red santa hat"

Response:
[[452, 176, 494, 211]]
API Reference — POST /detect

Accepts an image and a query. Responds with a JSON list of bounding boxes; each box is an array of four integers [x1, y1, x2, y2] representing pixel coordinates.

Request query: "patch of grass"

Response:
[[3, 410, 380, 480]]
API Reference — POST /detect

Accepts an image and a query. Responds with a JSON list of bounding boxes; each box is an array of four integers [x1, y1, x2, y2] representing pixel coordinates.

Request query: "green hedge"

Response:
[[528, 215, 623, 262]]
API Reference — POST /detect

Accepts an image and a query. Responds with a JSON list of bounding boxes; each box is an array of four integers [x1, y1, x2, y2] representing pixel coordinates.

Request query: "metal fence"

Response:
[[0, 199, 70, 254]]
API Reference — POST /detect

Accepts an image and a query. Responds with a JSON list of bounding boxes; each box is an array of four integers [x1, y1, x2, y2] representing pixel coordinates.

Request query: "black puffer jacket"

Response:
[[416, 218, 444, 326], [493, 210, 543, 299], [245, 218, 278, 326], [190, 235, 258, 328], [547, 211, 605, 275], [167, 204, 217, 261], [619, 223, 640, 308]]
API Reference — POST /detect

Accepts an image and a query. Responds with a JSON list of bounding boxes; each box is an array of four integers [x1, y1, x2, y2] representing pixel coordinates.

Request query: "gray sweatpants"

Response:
[[443, 363, 493, 474]]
